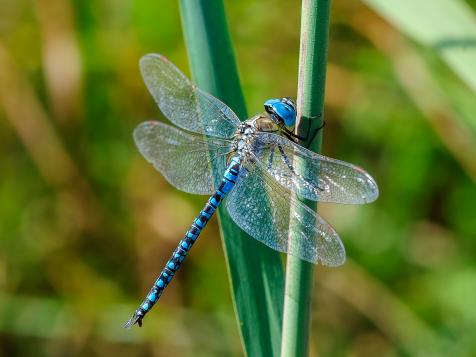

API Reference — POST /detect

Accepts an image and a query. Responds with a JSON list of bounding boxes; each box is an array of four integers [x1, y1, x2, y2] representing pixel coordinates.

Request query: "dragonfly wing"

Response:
[[140, 54, 241, 138], [134, 121, 231, 195], [252, 132, 379, 204], [225, 155, 345, 266]]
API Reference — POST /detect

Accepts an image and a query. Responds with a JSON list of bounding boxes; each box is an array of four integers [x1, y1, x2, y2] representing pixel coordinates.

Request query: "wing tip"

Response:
[[319, 242, 346, 267], [353, 165, 379, 204], [321, 254, 346, 267], [133, 120, 156, 140], [139, 53, 166, 66], [139, 53, 171, 82], [133, 121, 163, 158], [364, 173, 380, 204]]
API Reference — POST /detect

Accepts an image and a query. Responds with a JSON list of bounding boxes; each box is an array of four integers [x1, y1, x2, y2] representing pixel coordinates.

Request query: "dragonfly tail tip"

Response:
[[124, 313, 143, 329]]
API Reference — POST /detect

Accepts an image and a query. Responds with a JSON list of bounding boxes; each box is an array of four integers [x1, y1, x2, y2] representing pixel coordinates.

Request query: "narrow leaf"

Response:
[[179, 1, 284, 356], [363, 0, 476, 94]]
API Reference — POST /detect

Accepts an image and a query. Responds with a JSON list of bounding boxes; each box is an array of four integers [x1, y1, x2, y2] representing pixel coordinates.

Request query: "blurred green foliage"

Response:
[[1, 0, 476, 356]]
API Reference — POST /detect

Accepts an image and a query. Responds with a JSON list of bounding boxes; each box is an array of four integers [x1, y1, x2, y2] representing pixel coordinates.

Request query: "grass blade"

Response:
[[179, 1, 284, 356], [363, 0, 476, 94], [281, 0, 332, 355]]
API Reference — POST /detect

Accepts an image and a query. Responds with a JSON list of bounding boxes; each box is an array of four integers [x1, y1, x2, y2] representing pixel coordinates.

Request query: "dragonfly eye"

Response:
[[264, 98, 297, 127]]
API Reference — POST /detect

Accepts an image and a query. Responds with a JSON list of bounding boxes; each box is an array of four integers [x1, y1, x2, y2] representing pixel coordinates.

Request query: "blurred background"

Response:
[[1, 0, 476, 356]]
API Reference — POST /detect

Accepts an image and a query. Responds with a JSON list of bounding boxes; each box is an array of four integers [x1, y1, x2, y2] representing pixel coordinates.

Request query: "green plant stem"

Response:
[[179, 1, 284, 356], [281, 0, 332, 356]]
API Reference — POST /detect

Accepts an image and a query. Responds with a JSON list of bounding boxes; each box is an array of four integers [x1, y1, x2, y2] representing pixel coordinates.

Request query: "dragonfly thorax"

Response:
[[233, 122, 258, 157], [230, 115, 282, 164], [248, 115, 281, 132]]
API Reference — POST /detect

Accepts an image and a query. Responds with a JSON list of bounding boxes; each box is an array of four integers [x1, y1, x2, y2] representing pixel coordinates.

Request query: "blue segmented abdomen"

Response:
[[124, 156, 242, 328]]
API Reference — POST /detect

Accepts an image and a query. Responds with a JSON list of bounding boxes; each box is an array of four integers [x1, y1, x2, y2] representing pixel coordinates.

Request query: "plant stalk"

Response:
[[281, 0, 332, 356]]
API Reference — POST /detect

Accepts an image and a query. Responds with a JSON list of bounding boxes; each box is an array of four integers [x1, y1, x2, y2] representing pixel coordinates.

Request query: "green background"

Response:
[[1, 0, 476, 356]]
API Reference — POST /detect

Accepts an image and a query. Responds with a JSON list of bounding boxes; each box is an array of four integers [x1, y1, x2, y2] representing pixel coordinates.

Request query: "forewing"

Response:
[[253, 132, 379, 204], [134, 121, 231, 195], [140, 54, 241, 138], [225, 156, 345, 266]]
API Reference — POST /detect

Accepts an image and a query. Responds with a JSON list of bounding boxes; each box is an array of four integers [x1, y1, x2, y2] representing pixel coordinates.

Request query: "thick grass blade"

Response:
[[363, 0, 476, 94], [179, 1, 284, 356], [281, 0, 332, 356]]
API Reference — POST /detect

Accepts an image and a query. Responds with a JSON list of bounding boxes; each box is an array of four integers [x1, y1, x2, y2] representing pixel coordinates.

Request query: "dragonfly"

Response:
[[124, 54, 379, 328]]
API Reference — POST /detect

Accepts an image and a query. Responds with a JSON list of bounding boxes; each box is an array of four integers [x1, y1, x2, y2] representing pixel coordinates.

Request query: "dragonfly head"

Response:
[[264, 97, 296, 128]]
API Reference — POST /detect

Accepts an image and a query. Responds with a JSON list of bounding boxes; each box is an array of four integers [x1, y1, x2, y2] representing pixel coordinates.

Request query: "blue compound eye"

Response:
[[264, 97, 297, 127]]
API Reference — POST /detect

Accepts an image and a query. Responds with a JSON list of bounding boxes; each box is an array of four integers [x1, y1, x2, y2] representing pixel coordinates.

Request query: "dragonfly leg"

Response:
[[302, 119, 325, 149], [296, 114, 325, 148], [280, 114, 325, 148]]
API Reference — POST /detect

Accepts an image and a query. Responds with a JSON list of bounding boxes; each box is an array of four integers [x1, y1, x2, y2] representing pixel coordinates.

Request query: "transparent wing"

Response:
[[134, 121, 232, 195], [225, 155, 345, 266], [252, 132, 379, 204], [140, 54, 241, 138]]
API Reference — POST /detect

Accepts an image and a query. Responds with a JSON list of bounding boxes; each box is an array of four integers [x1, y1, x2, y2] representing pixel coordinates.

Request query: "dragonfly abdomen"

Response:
[[125, 156, 242, 328]]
